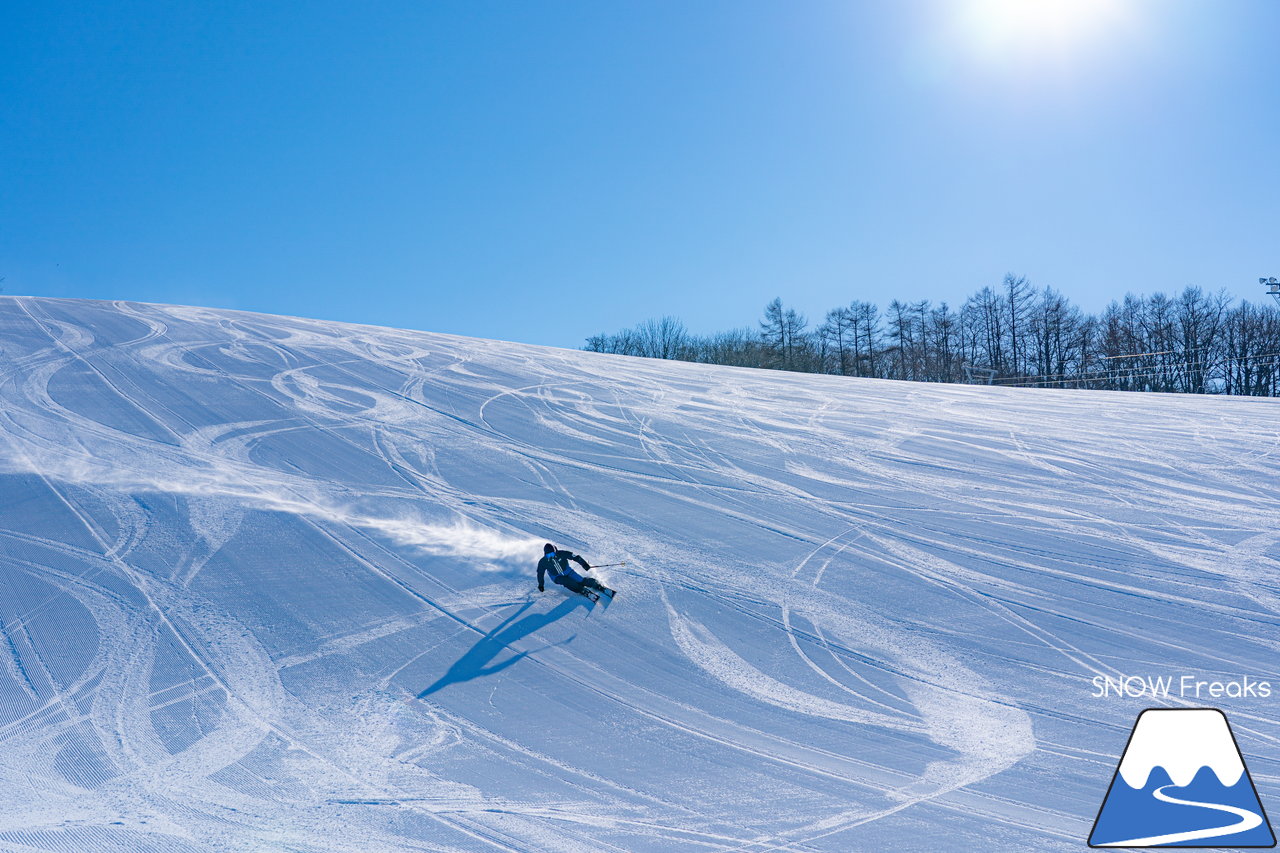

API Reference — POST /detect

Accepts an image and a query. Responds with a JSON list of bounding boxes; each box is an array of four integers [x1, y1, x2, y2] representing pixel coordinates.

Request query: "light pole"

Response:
[[1261, 277, 1280, 307]]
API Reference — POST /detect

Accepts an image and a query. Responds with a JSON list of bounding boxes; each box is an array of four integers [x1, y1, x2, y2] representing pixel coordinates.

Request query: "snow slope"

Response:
[[1, 295, 1278, 852]]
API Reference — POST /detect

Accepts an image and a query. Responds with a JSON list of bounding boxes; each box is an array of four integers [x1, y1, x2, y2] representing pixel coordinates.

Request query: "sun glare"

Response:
[[960, 0, 1124, 54]]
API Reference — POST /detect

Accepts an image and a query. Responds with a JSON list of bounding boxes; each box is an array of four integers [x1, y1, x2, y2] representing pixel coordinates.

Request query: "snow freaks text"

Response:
[[1092, 675, 1273, 700]]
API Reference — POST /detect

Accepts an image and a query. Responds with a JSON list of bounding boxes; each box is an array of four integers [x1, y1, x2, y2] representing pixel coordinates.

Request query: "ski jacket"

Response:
[[538, 550, 590, 588]]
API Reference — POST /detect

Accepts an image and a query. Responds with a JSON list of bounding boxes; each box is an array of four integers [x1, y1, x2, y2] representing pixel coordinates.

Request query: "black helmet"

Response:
[[543, 543, 556, 554]]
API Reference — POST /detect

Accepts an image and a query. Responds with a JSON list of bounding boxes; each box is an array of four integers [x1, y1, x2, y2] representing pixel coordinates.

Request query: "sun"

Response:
[[959, 0, 1124, 54]]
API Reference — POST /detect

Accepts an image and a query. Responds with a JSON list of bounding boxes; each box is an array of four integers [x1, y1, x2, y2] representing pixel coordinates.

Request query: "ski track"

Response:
[[0, 296, 1278, 850]]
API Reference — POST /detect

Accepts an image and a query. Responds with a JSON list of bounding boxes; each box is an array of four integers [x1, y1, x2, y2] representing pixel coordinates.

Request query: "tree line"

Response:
[[583, 274, 1280, 395]]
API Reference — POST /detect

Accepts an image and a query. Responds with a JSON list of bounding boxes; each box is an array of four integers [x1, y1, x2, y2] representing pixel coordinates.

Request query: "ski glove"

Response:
[[538, 584, 544, 592]]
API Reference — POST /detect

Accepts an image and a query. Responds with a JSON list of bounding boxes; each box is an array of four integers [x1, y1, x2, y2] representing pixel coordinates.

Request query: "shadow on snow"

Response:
[[418, 594, 592, 697]]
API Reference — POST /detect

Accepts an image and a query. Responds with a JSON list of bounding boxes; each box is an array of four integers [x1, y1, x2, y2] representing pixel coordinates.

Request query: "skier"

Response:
[[537, 543, 615, 601]]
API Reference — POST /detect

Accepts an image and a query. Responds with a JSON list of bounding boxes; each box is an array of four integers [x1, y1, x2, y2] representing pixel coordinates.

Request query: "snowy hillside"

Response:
[[2, 295, 1279, 852]]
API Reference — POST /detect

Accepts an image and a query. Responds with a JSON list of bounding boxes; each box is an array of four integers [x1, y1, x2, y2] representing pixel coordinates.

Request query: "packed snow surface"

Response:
[[1, 296, 1278, 852]]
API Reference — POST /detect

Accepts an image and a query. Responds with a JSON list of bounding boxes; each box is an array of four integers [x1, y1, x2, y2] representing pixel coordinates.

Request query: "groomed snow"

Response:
[[0, 295, 1278, 851]]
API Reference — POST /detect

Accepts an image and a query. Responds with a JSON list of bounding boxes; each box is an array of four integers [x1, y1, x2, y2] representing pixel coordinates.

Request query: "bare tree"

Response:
[[583, 278, 1278, 397], [850, 301, 881, 377], [928, 302, 960, 382], [759, 298, 809, 371], [1003, 274, 1036, 378], [819, 307, 856, 375], [634, 316, 690, 359], [962, 286, 1006, 374], [1028, 287, 1083, 387]]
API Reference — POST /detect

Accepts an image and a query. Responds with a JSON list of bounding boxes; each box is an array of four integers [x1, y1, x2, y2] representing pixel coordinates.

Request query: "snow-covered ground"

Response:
[[1, 295, 1278, 852]]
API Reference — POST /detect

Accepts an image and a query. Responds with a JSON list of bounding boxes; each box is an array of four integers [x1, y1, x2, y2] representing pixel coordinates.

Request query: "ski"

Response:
[[580, 588, 615, 605]]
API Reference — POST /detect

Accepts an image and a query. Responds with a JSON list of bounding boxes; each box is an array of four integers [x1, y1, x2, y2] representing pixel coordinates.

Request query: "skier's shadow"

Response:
[[418, 595, 590, 697]]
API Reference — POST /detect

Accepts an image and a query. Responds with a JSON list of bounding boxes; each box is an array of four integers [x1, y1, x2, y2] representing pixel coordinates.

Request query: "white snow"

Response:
[[0, 295, 1278, 851]]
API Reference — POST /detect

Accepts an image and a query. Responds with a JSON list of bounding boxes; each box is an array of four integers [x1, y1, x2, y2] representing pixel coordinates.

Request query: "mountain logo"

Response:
[[1089, 708, 1275, 848]]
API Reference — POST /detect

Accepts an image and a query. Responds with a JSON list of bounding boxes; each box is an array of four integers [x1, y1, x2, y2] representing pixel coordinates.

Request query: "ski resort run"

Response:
[[0, 296, 1278, 852]]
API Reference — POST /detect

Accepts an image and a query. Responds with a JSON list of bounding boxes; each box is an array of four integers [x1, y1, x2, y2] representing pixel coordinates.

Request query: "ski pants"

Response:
[[554, 573, 604, 595]]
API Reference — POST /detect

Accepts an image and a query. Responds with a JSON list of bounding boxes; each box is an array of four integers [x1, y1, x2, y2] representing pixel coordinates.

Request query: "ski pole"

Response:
[[590, 561, 628, 568]]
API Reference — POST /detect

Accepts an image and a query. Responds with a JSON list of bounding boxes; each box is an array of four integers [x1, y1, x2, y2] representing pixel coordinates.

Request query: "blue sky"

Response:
[[3, 1, 1278, 348]]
